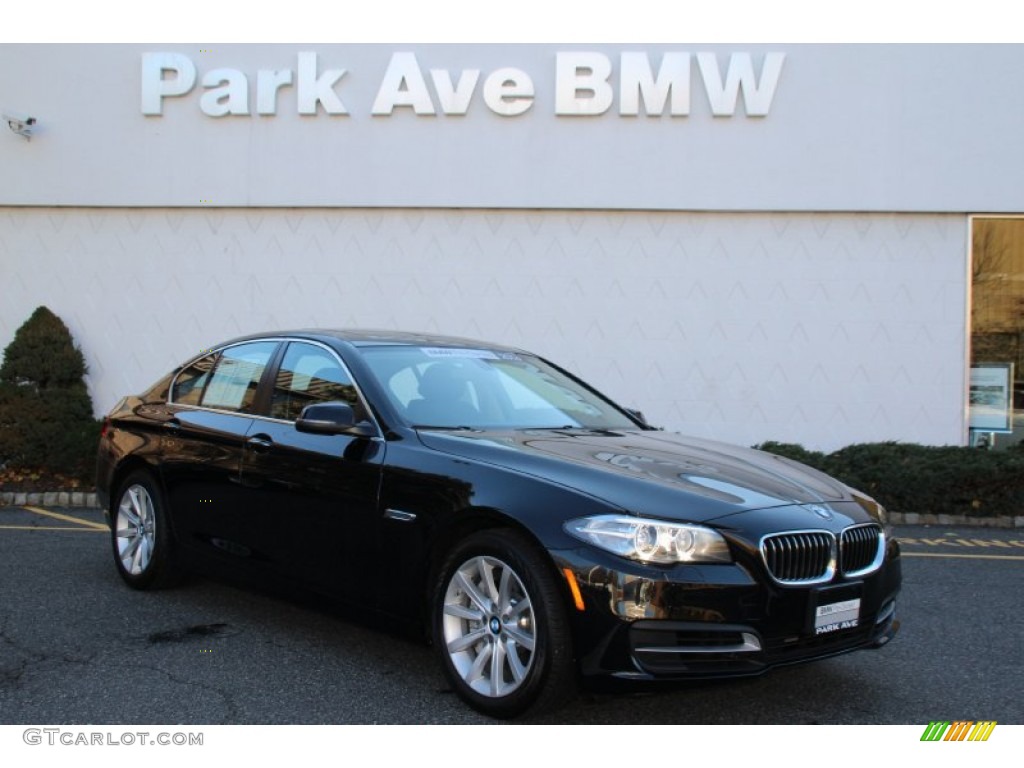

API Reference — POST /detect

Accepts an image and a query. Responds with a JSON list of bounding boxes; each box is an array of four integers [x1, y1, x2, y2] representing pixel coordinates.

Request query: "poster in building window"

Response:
[[969, 363, 1014, 433]]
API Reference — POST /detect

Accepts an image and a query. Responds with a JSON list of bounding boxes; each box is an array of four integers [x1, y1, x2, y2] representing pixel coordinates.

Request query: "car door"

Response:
[[162, 340, 279, 561], [238, 340, 386, 601]]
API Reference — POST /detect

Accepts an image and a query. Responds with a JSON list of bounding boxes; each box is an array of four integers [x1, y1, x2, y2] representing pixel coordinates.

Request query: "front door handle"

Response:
[[246, 434, 274, 452]]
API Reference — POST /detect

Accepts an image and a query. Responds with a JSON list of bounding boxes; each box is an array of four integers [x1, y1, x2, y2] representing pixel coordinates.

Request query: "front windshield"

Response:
[[360, 345, 639, 430]]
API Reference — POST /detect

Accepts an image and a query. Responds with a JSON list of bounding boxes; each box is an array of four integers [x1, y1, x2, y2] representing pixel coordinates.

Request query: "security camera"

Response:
[[3, 111, 37, 140]]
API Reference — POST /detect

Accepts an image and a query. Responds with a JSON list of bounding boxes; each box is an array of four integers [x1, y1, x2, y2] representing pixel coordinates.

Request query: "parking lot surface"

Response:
[[0, 506, 1021, 725]]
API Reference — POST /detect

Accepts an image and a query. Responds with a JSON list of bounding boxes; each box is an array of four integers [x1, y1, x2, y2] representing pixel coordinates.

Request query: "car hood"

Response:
[[415, 428, 859, 523]]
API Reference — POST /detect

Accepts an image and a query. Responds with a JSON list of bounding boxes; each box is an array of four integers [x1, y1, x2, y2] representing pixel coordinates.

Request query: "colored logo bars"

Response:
[[920, 721, 997, 742]]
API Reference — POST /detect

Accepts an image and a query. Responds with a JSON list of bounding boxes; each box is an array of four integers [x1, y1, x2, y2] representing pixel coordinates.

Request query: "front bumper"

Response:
[[552, 539, 901, 684]]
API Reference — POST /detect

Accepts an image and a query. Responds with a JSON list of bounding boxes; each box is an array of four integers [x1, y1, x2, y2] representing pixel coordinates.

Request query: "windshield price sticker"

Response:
[[422, 348, 498, 360], [814, 598, 860, 635]]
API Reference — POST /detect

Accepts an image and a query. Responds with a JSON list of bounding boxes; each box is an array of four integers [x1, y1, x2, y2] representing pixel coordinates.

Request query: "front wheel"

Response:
[[432, 529, 575, 718]]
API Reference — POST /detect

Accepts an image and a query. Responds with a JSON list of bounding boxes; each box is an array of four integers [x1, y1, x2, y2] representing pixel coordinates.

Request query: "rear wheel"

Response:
[[433, 529, 575, 718], [111, 470, 183, 590]]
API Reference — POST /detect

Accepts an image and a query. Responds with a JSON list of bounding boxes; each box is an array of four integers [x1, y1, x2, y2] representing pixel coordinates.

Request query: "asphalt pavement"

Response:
[[0, 505, 1021, 725]]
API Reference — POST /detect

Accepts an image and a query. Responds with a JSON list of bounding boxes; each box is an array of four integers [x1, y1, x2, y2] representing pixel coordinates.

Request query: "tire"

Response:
[[111, 470, 184, 590], [432, 529, 575, 718]]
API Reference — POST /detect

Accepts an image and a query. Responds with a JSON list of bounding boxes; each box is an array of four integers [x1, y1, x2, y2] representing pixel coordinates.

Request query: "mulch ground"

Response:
[[0, 466, 92, 493]]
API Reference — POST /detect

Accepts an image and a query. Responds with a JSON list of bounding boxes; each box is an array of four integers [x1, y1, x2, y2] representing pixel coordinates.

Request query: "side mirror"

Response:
[[296, 402, 376, 438]]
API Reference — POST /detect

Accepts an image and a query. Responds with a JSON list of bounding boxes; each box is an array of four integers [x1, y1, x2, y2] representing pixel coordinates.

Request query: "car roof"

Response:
[[221, 328, 529, 353]]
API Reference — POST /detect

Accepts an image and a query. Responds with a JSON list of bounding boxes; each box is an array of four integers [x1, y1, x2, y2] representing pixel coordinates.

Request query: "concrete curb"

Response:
[[888, 511, 1024, 529], [0, 491, 99, 508]]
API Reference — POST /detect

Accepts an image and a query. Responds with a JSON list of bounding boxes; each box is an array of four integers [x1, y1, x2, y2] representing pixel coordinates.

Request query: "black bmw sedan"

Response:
[[97, 329, 901, 718]]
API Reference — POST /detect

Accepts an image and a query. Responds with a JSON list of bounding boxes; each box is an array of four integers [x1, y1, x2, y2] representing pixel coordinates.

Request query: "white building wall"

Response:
[[2, 45, 1023, 213], [0, 207, 967, 451]]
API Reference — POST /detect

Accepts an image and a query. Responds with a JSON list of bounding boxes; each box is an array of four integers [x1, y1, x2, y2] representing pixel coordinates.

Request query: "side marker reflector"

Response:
[[562, 568, 585, 611]]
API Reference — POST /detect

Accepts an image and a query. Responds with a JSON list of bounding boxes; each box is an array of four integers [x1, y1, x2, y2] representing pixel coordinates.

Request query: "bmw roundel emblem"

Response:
[[809, 504, 833, 520]]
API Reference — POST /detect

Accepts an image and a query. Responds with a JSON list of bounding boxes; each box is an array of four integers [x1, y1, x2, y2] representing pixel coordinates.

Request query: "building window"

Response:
[[971, 217, 1024, 449]]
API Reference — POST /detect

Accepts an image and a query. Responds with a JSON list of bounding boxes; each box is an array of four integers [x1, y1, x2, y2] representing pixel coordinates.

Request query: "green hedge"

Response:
[[755, 441, 1024, 518]]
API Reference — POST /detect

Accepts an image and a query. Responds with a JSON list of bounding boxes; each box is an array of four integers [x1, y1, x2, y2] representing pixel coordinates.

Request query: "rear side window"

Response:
[[199, 342, 277, 413], [270, 342, 358, 421], [171, 354, 218, 406]]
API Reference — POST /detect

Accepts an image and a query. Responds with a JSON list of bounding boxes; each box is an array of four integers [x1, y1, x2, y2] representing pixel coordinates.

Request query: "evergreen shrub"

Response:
[[0, 306, 101, 481]]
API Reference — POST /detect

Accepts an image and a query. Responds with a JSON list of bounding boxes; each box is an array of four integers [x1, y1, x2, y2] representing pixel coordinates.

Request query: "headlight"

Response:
[[564, 515, 732, 564], [851, 492, 889, 526]]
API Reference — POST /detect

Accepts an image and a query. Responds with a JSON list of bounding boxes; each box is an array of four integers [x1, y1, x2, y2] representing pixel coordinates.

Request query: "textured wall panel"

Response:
[[0, 208, 968, 451]]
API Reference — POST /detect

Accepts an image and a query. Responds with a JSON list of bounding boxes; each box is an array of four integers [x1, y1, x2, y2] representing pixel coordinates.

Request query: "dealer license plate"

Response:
[[814, 598, 861, 635]]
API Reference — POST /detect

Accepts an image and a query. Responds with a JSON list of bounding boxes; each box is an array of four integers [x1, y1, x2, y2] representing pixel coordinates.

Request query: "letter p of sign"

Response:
[[142, 53, 197, 115]]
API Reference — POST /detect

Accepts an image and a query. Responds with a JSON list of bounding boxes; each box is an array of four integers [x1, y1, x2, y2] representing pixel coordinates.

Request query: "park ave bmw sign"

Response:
[[141, 51, 786, 119]]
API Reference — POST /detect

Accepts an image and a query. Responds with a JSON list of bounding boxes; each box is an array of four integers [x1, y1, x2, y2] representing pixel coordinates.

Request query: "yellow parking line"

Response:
[[0, 525, 105, 532], [21, 506, 107, 531], [903, 552, 1024, 561]]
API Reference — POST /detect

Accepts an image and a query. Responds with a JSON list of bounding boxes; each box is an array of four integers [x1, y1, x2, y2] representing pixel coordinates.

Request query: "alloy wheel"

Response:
[[115, 483, 157, 576], [441, 555, 537, 698]]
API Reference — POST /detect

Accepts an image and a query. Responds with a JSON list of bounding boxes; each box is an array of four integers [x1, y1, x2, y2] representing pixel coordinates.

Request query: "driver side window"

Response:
[[271, 342, 358, 422]]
